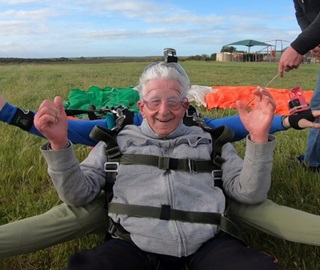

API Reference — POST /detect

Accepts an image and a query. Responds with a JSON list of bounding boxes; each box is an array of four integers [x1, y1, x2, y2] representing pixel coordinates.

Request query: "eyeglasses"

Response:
[[143, 96, 188, 111]]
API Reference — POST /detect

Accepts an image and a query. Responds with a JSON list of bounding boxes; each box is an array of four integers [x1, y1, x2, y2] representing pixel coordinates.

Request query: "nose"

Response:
[[157, 100, 170, 114]]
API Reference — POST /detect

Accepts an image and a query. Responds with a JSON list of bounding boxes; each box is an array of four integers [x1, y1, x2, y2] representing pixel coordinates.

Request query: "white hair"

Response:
[[136, 62, 190, 99]]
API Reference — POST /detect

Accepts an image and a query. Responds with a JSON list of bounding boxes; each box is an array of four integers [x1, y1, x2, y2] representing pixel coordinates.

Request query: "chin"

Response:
[[156, 129, 172, 137]]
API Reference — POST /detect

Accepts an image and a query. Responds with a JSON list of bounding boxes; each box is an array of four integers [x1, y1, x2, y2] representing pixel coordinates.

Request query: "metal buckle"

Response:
[[212, 169, 222, 180], [185, 106, 199, 118], [104, 162, 119, 173], [111, 115, 126, 131], [110, 106, 127, 131], [108, 218, 118, 236], [188, 159, 196, 173]]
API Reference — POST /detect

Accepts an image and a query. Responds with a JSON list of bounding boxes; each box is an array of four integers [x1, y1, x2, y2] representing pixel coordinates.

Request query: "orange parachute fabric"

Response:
[[205, 86, 314, 115]]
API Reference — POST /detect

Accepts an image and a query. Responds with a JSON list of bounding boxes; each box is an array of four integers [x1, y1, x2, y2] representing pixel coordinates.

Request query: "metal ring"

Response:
[[311, 122, 315, 128]]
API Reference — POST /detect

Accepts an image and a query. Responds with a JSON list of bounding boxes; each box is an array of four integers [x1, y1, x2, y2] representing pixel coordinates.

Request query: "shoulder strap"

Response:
[[210, 125, 234, 166], [182, 105, 235, 165]]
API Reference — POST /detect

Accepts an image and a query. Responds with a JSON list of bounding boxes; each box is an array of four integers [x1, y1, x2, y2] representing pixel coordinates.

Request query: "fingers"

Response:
[[254, 87, 276, 109], [278, 65, 284, 77], [299, 119, 320, 129], [298, 119, 320, 129], [278, 64, 299, 77], [54, 96, 64, 111], [35, 96, 64, 128], [54, 96, 66, 119], [312, 109, 320, 118], [239, 87, 275, 114], [38, 100, 59, 121]]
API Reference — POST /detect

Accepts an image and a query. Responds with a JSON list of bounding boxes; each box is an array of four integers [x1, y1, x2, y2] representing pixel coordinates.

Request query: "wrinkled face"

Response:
[[138, 78, 189, 137]]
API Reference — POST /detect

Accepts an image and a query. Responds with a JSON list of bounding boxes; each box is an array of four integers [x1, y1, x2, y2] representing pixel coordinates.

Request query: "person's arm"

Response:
[[204, 115, 284, 142], [279, 3, 320, 76], [222, 88, 276, 204], [35, 97, 107, 206], [294, 0, 310, 31], [41, 141, 108, 206], [0, 96, 111, 146], [291, 1, 320, 55], [291, 15, 320, 56], [2, 94, 319, 146]]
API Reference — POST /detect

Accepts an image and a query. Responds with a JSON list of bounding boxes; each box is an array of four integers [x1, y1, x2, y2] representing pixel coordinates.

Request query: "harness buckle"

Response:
[[185, 106, 198, 118], [108, 219, 116, 235], [158, 156, 170, 170], [104, 162, 119, 173], [112, 115, 126, 131], [188, 159, 197, 173], [212, 169, 222, 180]]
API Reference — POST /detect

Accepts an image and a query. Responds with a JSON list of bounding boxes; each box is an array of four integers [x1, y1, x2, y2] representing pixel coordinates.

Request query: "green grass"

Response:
[[0, 61, 319, 269]]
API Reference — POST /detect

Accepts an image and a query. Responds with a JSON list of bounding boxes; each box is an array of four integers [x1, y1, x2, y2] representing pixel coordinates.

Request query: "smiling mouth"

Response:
[[156, 118, 173, 122]]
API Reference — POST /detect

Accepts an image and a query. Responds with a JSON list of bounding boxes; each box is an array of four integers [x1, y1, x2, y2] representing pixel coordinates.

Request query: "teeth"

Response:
[[157, 118, 170, 122]]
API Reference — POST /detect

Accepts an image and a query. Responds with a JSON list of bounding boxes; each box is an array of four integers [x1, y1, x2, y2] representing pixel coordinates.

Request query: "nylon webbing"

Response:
[[108, 202, 245, 241], [89, 125, 117, 145], [109, 202, 221, 224], [119, 154, 219, 173]]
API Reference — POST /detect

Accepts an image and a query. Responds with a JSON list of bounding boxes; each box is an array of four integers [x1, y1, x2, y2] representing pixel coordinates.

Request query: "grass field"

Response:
[[0, 61, 319, 269]]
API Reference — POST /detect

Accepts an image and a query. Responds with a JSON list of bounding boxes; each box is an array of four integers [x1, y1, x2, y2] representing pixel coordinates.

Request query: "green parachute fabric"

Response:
[[63, 86, 140, 115]]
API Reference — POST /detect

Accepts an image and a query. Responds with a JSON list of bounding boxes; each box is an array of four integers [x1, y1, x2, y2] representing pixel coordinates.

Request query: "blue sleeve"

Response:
[[0, 102, 110, 147], [134, 113, 143, 126], [66, 119, 109, 146], [0, 102, 18, 124], [0, 102, 44, 138], [67, 113, 143, 146], [204, 115, 285, 142], [1, 102, 285, 145]]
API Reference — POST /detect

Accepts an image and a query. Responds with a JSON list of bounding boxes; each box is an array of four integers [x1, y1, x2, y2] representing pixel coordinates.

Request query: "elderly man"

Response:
[[34, 61, 277, 269]]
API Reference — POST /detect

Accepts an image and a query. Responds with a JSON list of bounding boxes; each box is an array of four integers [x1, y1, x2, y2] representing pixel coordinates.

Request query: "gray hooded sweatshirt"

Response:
[[41, 120, 276, 257]]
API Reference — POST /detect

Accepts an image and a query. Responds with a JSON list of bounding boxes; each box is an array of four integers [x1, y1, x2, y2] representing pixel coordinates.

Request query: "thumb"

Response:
[[236, 100, 245, 115], [54, 96, 65, 115]]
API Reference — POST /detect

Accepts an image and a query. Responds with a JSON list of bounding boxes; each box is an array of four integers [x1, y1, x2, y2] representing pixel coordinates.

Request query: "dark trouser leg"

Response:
[[187, 234, 278, 270], [67, 239, 153, 270]]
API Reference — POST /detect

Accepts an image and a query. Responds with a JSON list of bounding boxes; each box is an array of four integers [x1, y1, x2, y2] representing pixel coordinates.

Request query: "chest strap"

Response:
[[106, 154, 221, 173], [109, 202, 221, 224], [108, 202, 244, 242]]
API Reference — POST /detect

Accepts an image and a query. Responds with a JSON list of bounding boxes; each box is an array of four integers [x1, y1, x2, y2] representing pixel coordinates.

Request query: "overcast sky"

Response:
[[0, 0, 299, 58]]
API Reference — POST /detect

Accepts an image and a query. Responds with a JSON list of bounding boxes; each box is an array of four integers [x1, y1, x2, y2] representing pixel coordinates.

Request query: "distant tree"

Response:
[[200, 54, 209, 60], [220, 46, 236, 53]]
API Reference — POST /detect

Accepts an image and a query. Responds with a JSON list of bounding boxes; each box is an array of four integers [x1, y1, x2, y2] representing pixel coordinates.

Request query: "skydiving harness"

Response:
[[89, 105, 245, 243]]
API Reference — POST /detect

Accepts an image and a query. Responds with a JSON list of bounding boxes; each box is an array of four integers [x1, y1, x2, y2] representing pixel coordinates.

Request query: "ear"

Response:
[[138, 101, 147, 118], [182, 98, 190, 109]]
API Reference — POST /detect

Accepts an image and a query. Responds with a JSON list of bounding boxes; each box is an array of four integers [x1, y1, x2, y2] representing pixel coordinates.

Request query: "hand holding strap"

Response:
[[288, 109, 315, 130]]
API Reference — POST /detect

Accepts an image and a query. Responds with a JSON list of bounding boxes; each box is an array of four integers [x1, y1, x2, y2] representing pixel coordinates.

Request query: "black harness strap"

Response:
[[108, 202, 244, 242], [66, 105, 135, 123], [109, 202, 222, 224], [90, 125, 117, 145], [209, 125, 234, 167], [88, 105, 241, 243], [119, 154, 220, 173]]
